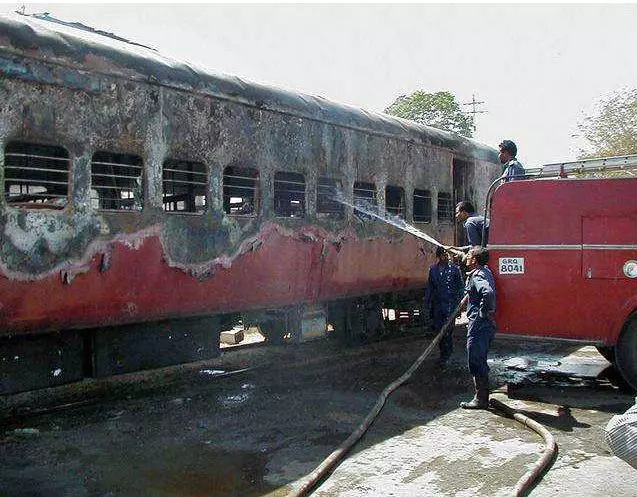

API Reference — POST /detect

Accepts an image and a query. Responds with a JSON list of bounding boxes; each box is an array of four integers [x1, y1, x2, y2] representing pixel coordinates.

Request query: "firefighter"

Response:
[[461, 246, 497, 410], [425, 246, 464, 365], [499, 139, 525, 181], [447, 201, 489, 254]]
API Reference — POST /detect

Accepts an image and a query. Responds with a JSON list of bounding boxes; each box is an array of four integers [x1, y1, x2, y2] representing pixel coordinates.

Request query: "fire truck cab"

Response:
[[487, 155, 637, 390]]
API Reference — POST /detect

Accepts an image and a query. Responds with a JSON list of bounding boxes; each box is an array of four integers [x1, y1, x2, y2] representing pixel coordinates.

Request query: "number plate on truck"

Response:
[[499, 257, 525, 274]]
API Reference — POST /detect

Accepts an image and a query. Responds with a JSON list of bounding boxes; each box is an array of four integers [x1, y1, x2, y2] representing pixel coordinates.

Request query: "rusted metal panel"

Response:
[[0, 224, 433, 334]]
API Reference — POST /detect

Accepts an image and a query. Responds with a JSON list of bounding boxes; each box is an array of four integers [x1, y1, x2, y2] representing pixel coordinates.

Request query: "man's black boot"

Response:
[[460, 375, 489, 409]]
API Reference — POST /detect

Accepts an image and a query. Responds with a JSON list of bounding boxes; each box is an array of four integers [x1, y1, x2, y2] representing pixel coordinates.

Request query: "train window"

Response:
[[437, 192, 454, 223], [163, 159, 207, 214], [386, 185, 405, 218], [317, 177, 344, 218], [353, 182, 377, 207], [4, 141, 69, 209], [413, 189, 432, 223], [274, 171, 305, 218], [223, 166, 259, 216], [91, 151, 143, 211]]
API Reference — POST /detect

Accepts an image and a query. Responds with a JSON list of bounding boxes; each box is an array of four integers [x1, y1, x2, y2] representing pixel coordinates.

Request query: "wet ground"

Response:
[[1, 326, 636, 496]]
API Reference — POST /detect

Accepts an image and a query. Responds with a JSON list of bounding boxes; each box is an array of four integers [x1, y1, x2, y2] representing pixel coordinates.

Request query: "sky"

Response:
[[1, 2, 636, 168]]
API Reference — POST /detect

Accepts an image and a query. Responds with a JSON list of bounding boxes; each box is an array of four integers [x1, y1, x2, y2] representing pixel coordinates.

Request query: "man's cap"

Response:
[[499, 139, 517, 157]]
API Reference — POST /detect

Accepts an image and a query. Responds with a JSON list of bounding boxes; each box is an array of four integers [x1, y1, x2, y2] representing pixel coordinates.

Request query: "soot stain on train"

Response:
[[0, 67, 424, 283]]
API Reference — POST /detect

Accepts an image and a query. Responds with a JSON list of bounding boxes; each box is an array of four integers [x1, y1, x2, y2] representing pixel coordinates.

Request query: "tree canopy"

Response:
[[577, 88, 637, 158], [384, 90, 474, 138]]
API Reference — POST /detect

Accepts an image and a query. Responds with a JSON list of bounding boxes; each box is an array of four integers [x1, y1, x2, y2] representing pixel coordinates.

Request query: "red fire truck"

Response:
[[487, 155, 637, 391]]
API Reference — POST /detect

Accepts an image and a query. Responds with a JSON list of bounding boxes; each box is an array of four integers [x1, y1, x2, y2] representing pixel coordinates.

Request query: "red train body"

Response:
[[0, 13, 501, 393]]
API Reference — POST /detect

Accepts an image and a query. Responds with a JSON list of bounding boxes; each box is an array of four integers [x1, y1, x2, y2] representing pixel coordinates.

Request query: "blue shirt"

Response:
[[502, 159, 525, 182], [460, 214, 489, 251], [466, 265, 496, 330]]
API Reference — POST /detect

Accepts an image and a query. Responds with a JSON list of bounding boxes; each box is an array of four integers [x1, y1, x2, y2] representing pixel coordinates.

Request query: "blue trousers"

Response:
[[434, 313, 453, 360], [466, 318, 495, 377]]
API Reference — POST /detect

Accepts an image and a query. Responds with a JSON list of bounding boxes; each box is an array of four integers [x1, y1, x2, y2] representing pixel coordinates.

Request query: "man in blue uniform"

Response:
[[447, 201, 489, 254], [499, 139, 525, 182], [461, 246, 497, 410], [425, 246, 464, 365]]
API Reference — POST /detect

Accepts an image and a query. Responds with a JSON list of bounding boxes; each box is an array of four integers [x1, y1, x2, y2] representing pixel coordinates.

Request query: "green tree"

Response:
[[578, 88, 637, 158], [384, 90, 474, 138]]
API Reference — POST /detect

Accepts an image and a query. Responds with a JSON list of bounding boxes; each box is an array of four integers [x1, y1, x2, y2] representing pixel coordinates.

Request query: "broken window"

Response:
[[413, 189, 432, 223], [352, 182, 377, 221], [437, 192, 454, 223], [223, 166, 259, 216], [274, 171, 305, 218], [353, 181, 377, 208], [163, 159, 207, 214], [4, 141, 70, 209], [91, 151, 144, 211], [317, 176, 344, 218], [385, 185, 405, 218]]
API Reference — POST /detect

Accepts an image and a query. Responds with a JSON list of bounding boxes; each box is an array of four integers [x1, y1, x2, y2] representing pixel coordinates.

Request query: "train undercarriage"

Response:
[[0, 289, 429, 396]]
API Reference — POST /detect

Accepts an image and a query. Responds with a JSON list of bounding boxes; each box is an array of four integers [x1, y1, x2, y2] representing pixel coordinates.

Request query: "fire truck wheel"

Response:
[[596, 345, 615, 363], [615, 317, 637, 392]]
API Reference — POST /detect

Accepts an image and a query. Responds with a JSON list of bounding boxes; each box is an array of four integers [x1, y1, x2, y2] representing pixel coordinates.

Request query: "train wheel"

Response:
[[328, 299, 385, 345], [615, 316, 637, 392], [596, 345, 615, 363]]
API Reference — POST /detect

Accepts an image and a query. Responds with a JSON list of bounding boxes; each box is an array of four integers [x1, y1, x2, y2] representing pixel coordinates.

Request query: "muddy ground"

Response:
[[1, 326, 636, 496]]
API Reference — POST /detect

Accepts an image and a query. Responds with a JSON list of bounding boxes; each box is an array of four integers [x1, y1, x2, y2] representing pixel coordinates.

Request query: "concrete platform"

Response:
[[1, 330, 635, 496]]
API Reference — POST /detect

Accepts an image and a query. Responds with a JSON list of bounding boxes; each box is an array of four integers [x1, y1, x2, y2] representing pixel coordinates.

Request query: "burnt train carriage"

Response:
[[0, 13, 501, 393]]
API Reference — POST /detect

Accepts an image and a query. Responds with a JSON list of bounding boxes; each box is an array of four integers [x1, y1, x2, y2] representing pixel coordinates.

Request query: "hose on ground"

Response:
[[489, 398, 558, 497], [290, 296, 558, 497], [289, 295, 469, 497]]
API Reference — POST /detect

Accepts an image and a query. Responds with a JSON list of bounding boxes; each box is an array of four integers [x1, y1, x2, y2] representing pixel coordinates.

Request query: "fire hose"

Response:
[[489, 398, 558, 496], [289, 294, 558, 497]]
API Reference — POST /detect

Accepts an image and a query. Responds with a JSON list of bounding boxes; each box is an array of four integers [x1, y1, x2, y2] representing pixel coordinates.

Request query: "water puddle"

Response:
[[94, 444, 276, 497], [492, 350, 612, 389]]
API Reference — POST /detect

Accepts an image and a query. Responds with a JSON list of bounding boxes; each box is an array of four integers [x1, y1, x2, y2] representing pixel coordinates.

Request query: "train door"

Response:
[[452, 158, 470, 247]]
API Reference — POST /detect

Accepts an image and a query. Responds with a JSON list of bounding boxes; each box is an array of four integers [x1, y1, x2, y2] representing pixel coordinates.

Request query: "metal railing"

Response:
[[525, 154, 637, 178]]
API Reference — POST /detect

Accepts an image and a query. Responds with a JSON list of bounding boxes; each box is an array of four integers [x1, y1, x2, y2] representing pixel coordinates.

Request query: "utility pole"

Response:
[[462, 94, 487, 131]]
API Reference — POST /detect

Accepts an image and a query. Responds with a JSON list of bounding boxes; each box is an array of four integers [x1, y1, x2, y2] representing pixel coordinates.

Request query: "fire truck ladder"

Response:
[[525, 154, 637, 178]]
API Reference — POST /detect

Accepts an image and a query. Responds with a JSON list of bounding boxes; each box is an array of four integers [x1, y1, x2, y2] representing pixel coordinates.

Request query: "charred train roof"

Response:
[[0, 12, 497, 162]]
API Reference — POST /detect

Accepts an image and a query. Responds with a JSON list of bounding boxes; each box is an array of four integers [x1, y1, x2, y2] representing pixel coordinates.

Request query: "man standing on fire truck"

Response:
[[499, 139, 525, 181], [460, 246, 497, 410]]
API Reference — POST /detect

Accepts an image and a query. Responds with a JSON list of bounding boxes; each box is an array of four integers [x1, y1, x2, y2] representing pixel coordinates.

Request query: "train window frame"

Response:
[[353, 181, 377, 208], [90, 151, 144, 211], [413, 189, 432, 223], [3, 141, 70, 210], [223, 166, 259, 217], [317, 176, 344, 219], [437, 192, 454, 224], [385, 185, 405, 218], [162, 159, 207, 214], [274, 171, 305, 218]]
